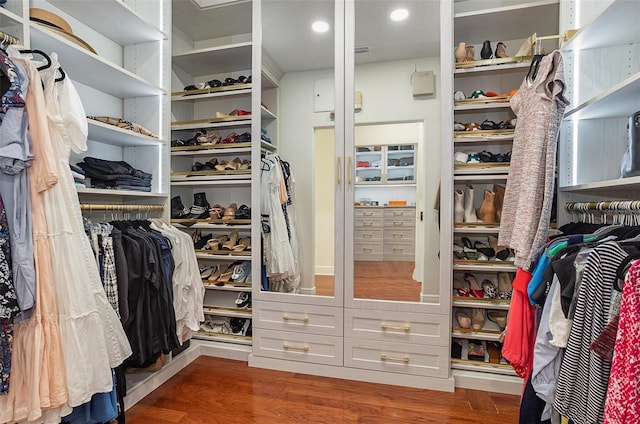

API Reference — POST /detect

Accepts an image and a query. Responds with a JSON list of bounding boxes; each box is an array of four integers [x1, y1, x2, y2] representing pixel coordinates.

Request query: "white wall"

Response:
[[279, 56, 442, 296]]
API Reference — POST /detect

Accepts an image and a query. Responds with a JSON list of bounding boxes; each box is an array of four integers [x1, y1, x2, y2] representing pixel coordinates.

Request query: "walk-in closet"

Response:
[[0, 0, 637, 422]]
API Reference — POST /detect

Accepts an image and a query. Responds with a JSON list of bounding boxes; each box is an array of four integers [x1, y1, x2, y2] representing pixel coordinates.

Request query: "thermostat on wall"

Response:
[[412, 71, 435, 96]]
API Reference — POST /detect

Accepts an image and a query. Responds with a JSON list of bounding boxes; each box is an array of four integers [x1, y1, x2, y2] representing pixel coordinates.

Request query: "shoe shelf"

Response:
[[562, 0, 640, 52], [451, 359, 517, 377], [195, 252, 252, 261], [171, 218, 251, 226], [261, 106, 277, 120], [454, 175, 508, 183], [30, 24, 165, 99], [203, 306, 252, 319], [171, 143, 252, 154], [451, 327, 503, 342], [453, 224, 500, 234], [172, 42, 253, 77], [453, 261, 517, 272], [194, 332, 252, 346], [203, 283, 252, 293], [454, 0, 559, 44], [171, 87, 252, 103], [170, 175, 251, 184], [454, 58, 532, 73], [172, 169, 250, 177], [452, 297, 511, 311], [75, 187, 168, 198], [171, 117, 252, 131], [49, 0, 166, 45], [87, 119, 163, 147], [170, 179, 251, 188], [454, 164, 510, 175], [173, 223, 252, 231], [454, 101, 512, 112], [563, 72, 640, 121]]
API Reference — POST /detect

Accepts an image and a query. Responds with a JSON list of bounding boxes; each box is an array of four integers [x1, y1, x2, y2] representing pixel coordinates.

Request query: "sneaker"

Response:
[[235, 292, 251, 309]]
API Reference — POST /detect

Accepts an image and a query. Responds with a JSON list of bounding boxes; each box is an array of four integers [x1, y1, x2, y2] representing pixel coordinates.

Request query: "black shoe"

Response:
[[186, 192, 211, 219], [193, 234, 212, 250], [171, 196, 189, 219]]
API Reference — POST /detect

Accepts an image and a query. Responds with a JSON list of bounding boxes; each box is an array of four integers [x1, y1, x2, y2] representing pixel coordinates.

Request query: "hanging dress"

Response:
[[0, 56, 69, 424], [38, 54, 131, 408], [498, 50, 568, 270]]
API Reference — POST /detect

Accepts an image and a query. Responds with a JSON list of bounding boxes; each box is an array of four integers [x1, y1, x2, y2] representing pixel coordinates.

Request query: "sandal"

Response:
[[233, 237, 251, 252], [209, 204, 224, 220], [455, 310, 471, 329], [220, 132, 238, 144], [460, 237, 478, 260], [453, 278, 470, 297], [235, 204, 251, 220], [488, 235, 510, 261], [487, 310, 508, 330], [497, 272, 512, 299], [222, 230, 239, 250], [474, 241, 495, 258], [481, 279, 499, 299], [471, 308, 485, 330], [222, 203, 238, 221], [464, 273, 484, 298]]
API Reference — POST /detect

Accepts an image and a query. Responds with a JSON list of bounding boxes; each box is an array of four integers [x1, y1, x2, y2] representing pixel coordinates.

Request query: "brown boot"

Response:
[[476, 189, 496, 224], [493, 184, 505, 222]]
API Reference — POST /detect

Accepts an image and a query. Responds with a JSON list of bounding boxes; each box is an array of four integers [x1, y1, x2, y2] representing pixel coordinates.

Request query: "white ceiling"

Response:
[[173, 0, 441, 74]]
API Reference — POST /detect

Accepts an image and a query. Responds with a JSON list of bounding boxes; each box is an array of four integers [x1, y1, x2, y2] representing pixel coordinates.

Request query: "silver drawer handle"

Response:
[[284, 343, 309, 352], [363, 247, 373, 252], [283, 315, 309, 323], [394, 211, 403, 216], [393, 221, 404, 226], [380, 354, 409, 363], [363, 221, 373, 226], [392, 232, 403, 238], [363, 233, 373, 238], [393, 248, 404, 253], [363, 211, 373, 216], [381, 323, 410, 331]]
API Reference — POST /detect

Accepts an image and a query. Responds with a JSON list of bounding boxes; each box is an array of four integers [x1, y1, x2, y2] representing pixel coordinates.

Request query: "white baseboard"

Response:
[[452, 369, 523, 395], [314, 266, 334, 275]]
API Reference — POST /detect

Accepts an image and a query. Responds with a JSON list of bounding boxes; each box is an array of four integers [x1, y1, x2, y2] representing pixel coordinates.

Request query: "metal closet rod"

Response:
[[79, 203, 165, 212], [0, 31, 21, 47], [564, 201, 640, 211]]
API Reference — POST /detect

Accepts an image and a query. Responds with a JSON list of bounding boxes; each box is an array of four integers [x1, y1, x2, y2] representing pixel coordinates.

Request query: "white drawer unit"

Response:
[[345, 309, 449, 346], [252, 301, 343, 336], [253, 329, 343, 366], [344, 338, 449, 378]]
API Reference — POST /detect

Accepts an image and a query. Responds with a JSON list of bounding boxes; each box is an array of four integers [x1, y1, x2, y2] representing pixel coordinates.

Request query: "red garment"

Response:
[[502, 268, 536, 380], [604, 260, 640, 423]]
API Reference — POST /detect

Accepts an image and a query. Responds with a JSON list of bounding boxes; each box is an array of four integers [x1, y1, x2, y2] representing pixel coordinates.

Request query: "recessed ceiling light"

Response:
[[390, 8, 409, 22], [312, 21, 330, 33]]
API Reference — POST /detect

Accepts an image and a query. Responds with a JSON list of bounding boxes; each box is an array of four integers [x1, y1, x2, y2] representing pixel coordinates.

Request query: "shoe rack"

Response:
[[556, 0, 640, 223], [441, 0, 560, 393], [170, 1, 269, 349]]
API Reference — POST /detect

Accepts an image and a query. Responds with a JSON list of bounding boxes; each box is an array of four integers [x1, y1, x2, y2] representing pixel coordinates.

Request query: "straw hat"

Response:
[[29, 8, 97, 55]]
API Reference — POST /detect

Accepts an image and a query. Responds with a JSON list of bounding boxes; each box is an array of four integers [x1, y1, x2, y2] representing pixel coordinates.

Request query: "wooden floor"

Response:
[[315, 261, 421, 302], [126, 357, 521, 423]]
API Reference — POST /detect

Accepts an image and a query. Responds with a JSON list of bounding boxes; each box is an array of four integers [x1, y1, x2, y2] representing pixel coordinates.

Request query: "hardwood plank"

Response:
[[126, 357, 521, 423]]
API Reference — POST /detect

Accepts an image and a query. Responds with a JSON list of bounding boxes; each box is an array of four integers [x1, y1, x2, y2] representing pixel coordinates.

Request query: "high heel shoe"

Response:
[[487, 310, 508, 330], [465, 45, 475, 62], [474, 241, 495, 258], [480, 40, 492, 59], [481, 279, 499, 299], [497, 272, 513, 299], [222, 203, 238, 221], [222, 230, 240, 250], [488, 235, 510, 261], [471, 308, 486, 330], [495, 42, 507, 58], [464, 272, 484, 298], [455, 310, 472, 329], [214, 264, 230, 286]]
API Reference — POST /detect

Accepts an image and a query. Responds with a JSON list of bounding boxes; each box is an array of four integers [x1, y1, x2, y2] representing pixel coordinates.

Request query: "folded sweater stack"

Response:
[[70, 164, 86, 188], [77, 157, 152, 192]]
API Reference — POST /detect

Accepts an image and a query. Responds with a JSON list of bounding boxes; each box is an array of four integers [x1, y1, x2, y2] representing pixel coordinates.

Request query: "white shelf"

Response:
[[454, 135, 515, 144], [0, 5, 23, 24], [355, 183, 416, 187], [203, 283, 252, 292], [387, 165, 415, 170], [452, 298, 511, 311], [454, 102, 512, 111], [171, 88, 252, 103], [562, 0, 640, 52], [193, 333, 252, 346], [170, 174, 251, 183], [203, 307, 252, 318], [87, 119, 162, 147], [30, 24, 164, 98], [563, 72, 640, 120], [261, 140, 277, 152], [451, 360, 517, 377], [454, 174, 508, 183], [171, 147, 252, 157], [454, 61, 531, 75], [261, 106, 276, 120], [454, 0, 559, 44], [172, 42, 253, 77], [195, 253, 252, 261], [454, 165, 510, 175], [49, 0, 166, 44], [171, 180, 251, 188], [453, 225, 500, 234], [451, 329, 503, 342], [76, 187, 168, 198], [560, 175, 640, 194], [171, 119, 252, 131], [453, 262, 517, 272]]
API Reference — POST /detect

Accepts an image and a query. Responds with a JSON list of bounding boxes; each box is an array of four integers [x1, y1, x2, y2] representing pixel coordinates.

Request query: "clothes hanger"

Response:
[[17, 49, 51, 71], [525, 39, 544, 81]]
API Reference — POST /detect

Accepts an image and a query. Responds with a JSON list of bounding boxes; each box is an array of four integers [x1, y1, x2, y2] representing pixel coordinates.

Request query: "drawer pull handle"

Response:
[[284, 343, 309, 352], [363, 211, 373, 216], [363, 247, 373, 252], [363, 233, 373, 238], [283, 315, 309, 323], [393, 232, 403, 238], [393, 248, 404, 253], [381, 323, 410, 331], [393, 221, 403, 226], [380, 354, 409, 363], [394, 211, 403, 216], [363, 221, 373, 226]]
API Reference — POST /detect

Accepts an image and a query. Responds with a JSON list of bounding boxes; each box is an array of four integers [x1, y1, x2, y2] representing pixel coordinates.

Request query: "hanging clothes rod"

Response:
[[564, 201, 640, 212], [0, 30, 21, 47], [80, 203, 165, 212], [532, 30, 577, 43]]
